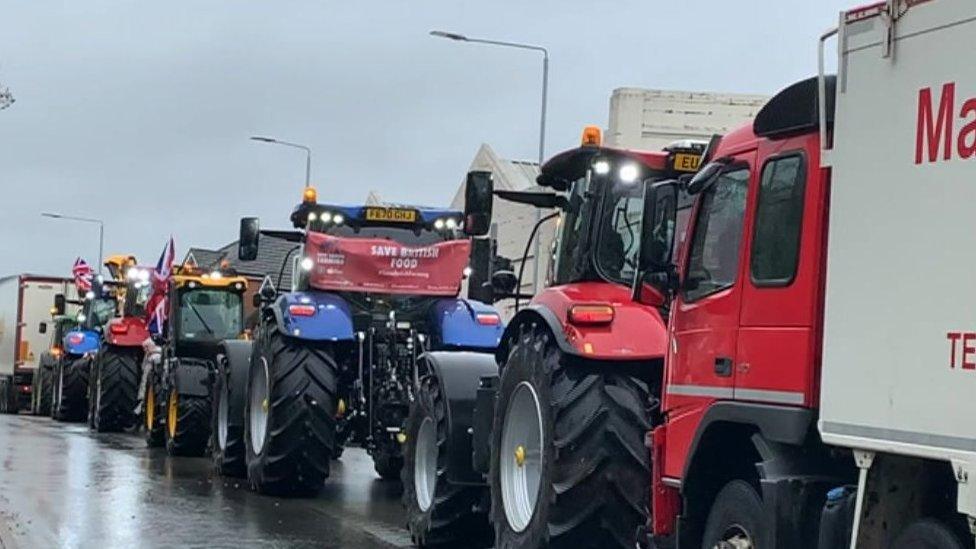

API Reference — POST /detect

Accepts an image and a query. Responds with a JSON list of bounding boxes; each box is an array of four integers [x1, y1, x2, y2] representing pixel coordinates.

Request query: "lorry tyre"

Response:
[[701, 480, 766, 549], [489, 326, 652, 549], [403, 374, 491, 547], [144, 376, 165, 447], [212, 342, 250, 478], [165, 387, 211, 457], [245, 327, 337, 496], [53, 356, 89, 422], [91, 346, 141, 432], [891, 518, 967, 549]]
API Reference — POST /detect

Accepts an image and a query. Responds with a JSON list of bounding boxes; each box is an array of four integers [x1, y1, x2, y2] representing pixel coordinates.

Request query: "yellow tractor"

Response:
[[143, 263, 248, 456]]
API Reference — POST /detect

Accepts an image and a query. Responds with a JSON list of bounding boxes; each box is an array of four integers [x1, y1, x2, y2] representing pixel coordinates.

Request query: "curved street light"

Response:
[[250, 136, 312, 189]]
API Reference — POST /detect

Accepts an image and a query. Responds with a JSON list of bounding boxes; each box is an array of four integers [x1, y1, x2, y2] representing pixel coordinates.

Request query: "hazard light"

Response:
[[289, 304, 316, 317], [568, 304, 614, 326], [302, 186, 318, 204], [110, 323, 129, 335], [581, 125, 602, 147], [476, 313, 501, 326]]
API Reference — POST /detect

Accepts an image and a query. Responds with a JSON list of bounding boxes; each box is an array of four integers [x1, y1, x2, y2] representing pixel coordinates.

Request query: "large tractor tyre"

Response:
[[37, 364, 53, 416], [49, 361, 61, 419], [91, 345, 141, 432], [701, 480, 766, 549], [891, 518, 969, 549], [53, 356, 90, 422], [244, 328, 338, 496], [488, 326, 653, 549], [143, 377, 166, 447], [211, 341, 251, 478], [372, 448, 404, 481], [403, 374, 491, 547], [165, 387, 212, 457]]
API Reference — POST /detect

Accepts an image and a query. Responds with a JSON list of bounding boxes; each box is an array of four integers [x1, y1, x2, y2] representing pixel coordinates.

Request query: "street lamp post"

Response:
[[250, 136, 312, 189], [430, 30, 549, 294], [42, 213, 104, 274]]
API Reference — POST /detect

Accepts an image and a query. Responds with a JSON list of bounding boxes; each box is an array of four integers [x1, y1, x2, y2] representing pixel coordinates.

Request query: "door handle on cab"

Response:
[[714, 357, 733, 377]]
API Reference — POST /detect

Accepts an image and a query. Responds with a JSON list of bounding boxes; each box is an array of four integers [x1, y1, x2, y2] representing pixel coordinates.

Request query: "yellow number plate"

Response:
[[673, 153, 702, 173], [365, 208, 417, 223]]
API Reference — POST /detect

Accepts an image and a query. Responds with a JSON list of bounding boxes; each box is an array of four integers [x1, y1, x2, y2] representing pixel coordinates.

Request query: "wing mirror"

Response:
[[255, 276, 276, 307], [53, 293, 66, 316], [491, 270, 518, 295], [634, 179, 680, 305], [239, 217, 260, 261], [463, 171, 493, 236], [39, 322, 47, 334]]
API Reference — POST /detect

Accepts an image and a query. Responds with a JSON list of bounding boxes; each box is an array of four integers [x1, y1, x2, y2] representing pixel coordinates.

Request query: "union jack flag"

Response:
[[146, 237, 175, 337], [72, 257, 93, 294]]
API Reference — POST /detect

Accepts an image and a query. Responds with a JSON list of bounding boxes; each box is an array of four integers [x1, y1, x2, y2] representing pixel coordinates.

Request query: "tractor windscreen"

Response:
[[81, 298, 116, 331], [177, 290, 243, 341]]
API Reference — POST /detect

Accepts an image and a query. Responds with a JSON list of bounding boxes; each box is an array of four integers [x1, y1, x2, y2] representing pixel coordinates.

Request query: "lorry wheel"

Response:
[[403, 374, 491, 547], [54, 356, 90, 422], [245, 328, 337, 496], [144, 379, 165, 447], [489, 326, 652, 549], [165, 388, 211, 457], [38, 364, 53, 416], [701, 480, 765, 549], [92, 346, 141, 432], [211, 342, 250, 478], [891, 518, 967, 549]]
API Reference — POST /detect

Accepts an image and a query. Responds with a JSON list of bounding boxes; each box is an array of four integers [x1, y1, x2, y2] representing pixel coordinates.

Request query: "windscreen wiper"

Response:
[[187, 303, 215, 336]]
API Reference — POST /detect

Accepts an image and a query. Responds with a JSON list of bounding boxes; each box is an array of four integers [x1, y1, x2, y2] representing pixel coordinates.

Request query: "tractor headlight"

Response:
[[434, 218, 445, 230], [619, 163, 640, 184], [445, 218, 458, 230], [321, 211, 333, 224], [333, 214, 344, 225], [300, 257, 314, 271], [308, 212, 318, 222], [593, 159, 611, 175]]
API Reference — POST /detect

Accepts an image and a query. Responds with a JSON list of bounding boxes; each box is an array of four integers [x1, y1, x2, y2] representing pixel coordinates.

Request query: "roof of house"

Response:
[[186, 235, 298, 286]]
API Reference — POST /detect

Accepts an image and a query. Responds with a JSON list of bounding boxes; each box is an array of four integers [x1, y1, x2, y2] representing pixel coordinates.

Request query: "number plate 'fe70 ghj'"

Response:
[[365, 207, 417, 223]]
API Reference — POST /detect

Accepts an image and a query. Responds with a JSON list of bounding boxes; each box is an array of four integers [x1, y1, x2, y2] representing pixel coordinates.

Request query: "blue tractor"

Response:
[[214, 174, 506, 495], [50, 287, 115, 421]]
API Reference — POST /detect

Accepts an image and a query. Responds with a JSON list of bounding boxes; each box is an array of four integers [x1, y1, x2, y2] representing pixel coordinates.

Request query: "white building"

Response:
[[606, 88, 767, 150]]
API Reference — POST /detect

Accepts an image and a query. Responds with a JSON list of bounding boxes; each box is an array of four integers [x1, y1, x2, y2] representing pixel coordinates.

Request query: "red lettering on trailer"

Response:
[[964, 333, 976, 370], [915, 83, 955, 164], [948, 332, 962, 368]]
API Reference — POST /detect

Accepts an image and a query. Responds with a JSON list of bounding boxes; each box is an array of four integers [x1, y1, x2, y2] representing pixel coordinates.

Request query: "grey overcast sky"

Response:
[[0, 1, 850, 277]]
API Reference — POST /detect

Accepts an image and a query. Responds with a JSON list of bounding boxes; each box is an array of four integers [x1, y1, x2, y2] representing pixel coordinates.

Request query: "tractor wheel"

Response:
[[245, 327, 337, 496], [53, 356, 90, 422], [211, 342, 251, 478], [144, 376, 165, 447], [489, 326, 653, 549], [37, 364, 53, 416], [165, 387, 211, 457], [403, 374, 491, 547], [49, 361, 61, 419], [372, 448, 404, 481], [891, 518, 968, 549], [92, 345, 141, 432]]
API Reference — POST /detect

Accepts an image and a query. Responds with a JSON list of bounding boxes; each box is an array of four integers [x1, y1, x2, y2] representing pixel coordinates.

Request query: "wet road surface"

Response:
[[0, 415, 414, 548]]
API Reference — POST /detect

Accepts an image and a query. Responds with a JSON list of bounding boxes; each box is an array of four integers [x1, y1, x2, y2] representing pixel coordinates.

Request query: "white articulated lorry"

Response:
[[0, 275, 74, 413]]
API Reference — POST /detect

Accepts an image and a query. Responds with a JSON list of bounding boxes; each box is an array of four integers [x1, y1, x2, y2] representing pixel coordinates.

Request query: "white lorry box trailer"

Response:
[[818, 0, 976, 538], [0, 275, 75, 412]]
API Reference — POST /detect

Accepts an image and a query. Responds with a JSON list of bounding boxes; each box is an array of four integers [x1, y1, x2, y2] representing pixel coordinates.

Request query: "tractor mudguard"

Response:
[[63, 329, 100, 355], [497, 283, 668, 362], [104, 317, 150, 347], [171, 357, 212, 397], [430, 298, 504, 351], [420, 351, 499, 485], [270, 291, 355, 341]]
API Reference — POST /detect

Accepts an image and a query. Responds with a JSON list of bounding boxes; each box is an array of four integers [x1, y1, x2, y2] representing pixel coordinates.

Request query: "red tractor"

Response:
[[400, 127, 703, 547], [86, 260, 151, 432]]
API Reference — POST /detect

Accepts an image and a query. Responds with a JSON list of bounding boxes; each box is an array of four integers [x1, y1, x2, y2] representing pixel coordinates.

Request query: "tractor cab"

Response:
[[498, 127, 705, 318], [167, 265, 248, 359]]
